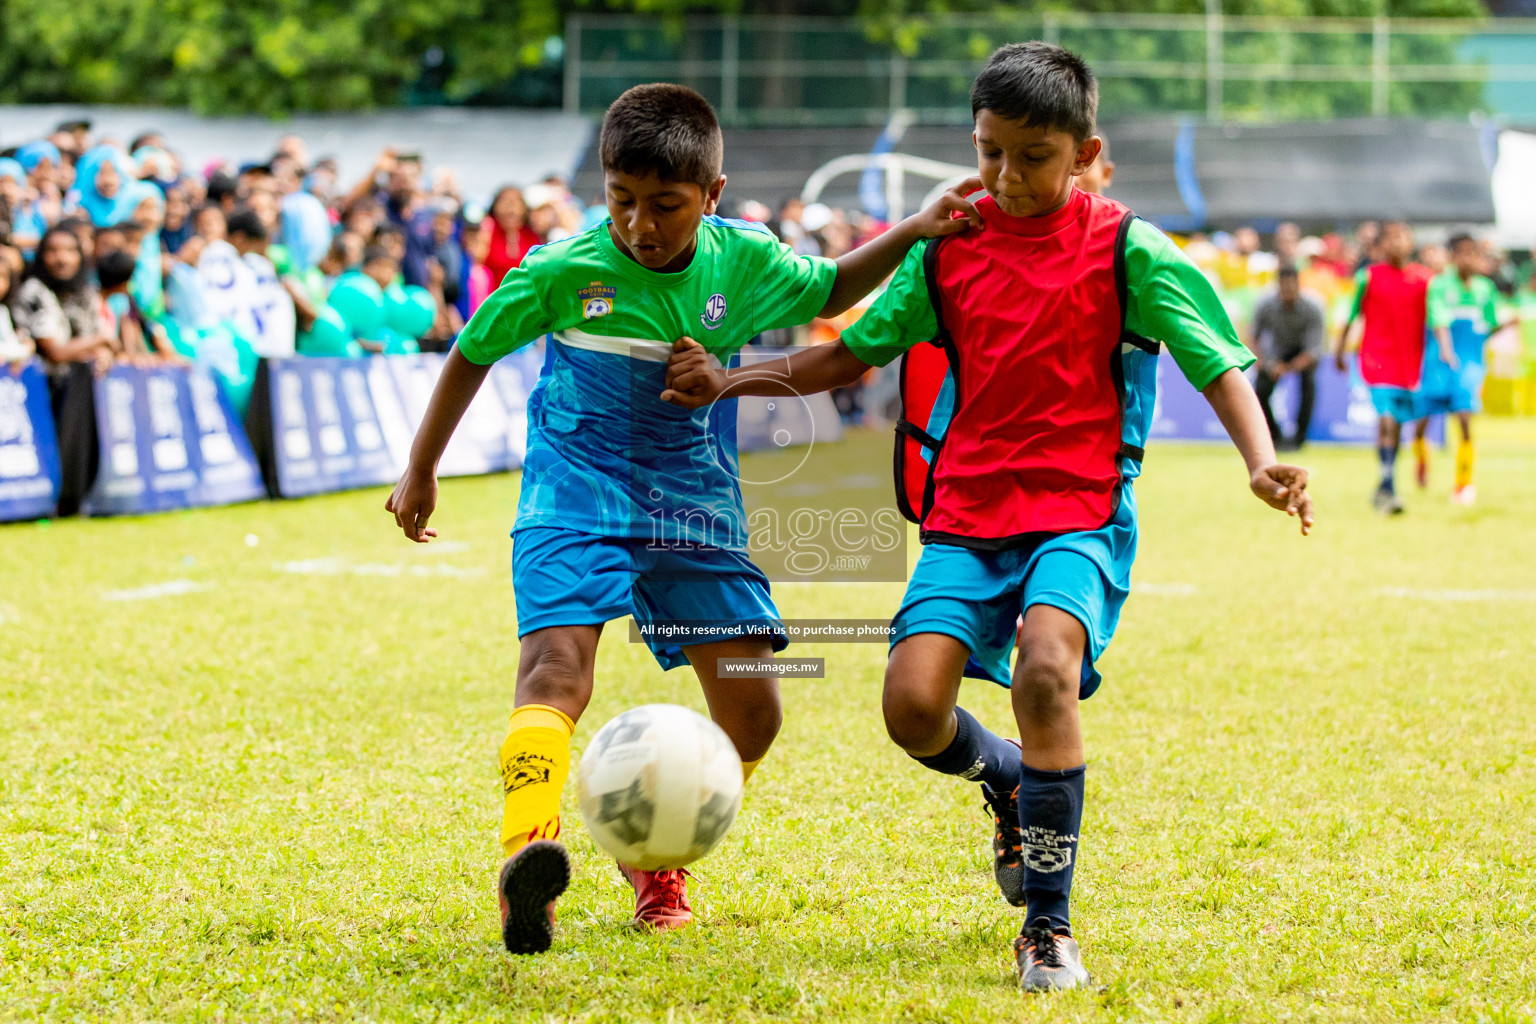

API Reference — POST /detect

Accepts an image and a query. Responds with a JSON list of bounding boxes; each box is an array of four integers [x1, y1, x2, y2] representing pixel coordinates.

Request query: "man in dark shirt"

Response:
[[1251, 265, 1326, 450]]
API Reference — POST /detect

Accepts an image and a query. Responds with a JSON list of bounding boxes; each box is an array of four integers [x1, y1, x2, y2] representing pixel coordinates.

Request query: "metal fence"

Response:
[[562, 13, 1536, 125]]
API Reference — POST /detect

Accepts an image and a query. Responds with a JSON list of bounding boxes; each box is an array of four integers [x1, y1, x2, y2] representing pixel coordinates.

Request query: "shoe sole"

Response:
[[1019, 971, 1094, 993], [499, 840, 571, 955]]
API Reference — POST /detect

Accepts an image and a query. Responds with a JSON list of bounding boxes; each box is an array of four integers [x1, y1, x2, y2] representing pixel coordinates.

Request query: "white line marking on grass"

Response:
[[102, 579, 211, 602], [1134, 582, 1198, 596], [1376, 586, 1536, 602], [410, 540, 472, 554], [273, 558, 486, 579]]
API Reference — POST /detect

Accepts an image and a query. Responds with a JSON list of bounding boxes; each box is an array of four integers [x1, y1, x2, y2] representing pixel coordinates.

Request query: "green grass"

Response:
[[3, 422, 1535, 1023]]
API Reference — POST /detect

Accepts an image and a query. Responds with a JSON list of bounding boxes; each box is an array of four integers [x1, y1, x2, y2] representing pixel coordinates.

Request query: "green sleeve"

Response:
[[1348, 268, 1368, 322], [1123, 220, 1253, 390], [838, 241, 939, 368], [748, 231, 838, 333], [1483, 280, 1502, 332], [1426, 273, 1453, 331], [454, 257, 555, 365]]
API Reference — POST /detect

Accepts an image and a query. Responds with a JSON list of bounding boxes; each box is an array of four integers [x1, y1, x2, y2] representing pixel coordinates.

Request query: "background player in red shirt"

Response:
[[664, 42, 1313, 993], [1332, 220, 1432, 514]]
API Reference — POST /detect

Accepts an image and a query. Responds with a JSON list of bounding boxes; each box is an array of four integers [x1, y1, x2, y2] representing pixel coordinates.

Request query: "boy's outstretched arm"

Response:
[[661, 337, 869, 408], [385, 347, 492, 542], [818, 177, 985, 317], [1203, 368, 1314, 535]]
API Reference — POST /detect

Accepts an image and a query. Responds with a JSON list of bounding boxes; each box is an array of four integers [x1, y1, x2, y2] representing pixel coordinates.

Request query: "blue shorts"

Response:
[[1414, 361, 1485, 417], [1369, 386, 1418, 422], [511, 527, 787, 671], [890, 491, 1138, 700]]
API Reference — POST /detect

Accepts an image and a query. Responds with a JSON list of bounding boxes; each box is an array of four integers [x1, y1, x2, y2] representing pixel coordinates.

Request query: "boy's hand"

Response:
[[909, 176, 986, 239], [1250, 463, 1314, 536], [385, 467, 439, 543], [661, 337, 727, 409]]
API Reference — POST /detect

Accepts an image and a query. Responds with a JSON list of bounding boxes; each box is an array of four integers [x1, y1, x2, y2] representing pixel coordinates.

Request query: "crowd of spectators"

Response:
[[0, 120, 605, 410]]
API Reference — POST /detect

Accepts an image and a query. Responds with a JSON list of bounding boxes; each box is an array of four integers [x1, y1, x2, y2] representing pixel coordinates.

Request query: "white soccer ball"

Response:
[[576, 704, 744, 871]]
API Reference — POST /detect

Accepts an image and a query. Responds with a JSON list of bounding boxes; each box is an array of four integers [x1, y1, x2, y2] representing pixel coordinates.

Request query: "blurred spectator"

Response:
[[9, 225, 115, 378], [226, 209, 295, 357], [459, 217, 493, 316], [160, 183, 195, 254], [485, 186, 540, 288], [1251, 265, 1325, 450], [777, 197, 820, 256], [0, 254, 37, 367], [1419, 243, 1448, 276], [1078, 134, 1114, 195]]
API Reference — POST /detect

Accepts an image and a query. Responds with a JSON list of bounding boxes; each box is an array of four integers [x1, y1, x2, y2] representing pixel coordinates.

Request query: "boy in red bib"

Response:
[[1332, 220, 1432, 514], [663, 43, 1313, 991]]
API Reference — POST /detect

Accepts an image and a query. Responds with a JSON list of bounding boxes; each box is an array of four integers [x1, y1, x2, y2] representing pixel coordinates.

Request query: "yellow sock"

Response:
[[1412, 436, 1429, 469], [498, 704, 575, 857], [740, 756, 764, 784], [1455, 439, 1475, 490]]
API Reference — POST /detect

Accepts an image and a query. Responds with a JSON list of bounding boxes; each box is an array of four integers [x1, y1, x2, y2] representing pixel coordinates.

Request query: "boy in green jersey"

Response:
[[386, 83, 982, 953]]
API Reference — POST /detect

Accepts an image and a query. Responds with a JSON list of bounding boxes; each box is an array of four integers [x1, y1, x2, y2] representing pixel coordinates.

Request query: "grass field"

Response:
[[3, 421, 1535, 1024]]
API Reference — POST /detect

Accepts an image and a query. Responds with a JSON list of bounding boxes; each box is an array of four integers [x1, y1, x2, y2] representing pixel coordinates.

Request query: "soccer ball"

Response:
[[576, 704, 744, 871]]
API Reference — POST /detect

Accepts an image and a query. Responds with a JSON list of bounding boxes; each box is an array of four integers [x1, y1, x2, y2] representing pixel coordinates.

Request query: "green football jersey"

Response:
[[456, 216, 837, 545]]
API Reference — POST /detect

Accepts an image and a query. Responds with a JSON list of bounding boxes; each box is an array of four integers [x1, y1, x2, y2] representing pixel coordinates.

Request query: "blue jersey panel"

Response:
[[515, 338, 746, 547]]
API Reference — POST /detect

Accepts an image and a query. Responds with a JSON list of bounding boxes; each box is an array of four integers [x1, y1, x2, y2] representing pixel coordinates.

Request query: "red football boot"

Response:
[[616, 862, 693, 930]]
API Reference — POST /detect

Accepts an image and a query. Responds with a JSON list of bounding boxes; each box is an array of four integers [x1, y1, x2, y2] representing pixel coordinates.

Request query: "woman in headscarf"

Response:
[[7, 225, 114, 379], [159, 181, 195, 255], [119, 180, 168, 320], [483, 185, 541, 288], [71, 145, 138, 228]]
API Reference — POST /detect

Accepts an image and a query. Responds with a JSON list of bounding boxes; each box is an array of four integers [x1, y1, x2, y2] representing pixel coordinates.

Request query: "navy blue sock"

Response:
[[1016, 762, 1086, 934], [1378, 444, 1397, 491], [911, 707, 1022, 793]]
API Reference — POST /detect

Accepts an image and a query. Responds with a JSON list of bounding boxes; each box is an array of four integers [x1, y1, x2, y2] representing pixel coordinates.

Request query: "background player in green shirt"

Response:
[[1410, 232, 1517, 504], [385, 83, 983, 954]]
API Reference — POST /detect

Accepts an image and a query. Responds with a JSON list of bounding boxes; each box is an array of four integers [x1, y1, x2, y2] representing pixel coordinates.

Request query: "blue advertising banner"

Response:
[[0, 361, 62, 522], [80, 365, 265, 516], [260, 357, 401, 498], [252, 351, 536, 499], [1148, 355, 1441, 445]]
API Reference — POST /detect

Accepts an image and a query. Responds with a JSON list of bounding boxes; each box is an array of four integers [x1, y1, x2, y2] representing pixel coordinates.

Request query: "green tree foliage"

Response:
[[0, 0, 1490, 117]]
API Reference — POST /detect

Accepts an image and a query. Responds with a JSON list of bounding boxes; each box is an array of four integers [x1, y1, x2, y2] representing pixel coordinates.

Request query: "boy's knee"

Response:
[[1012, 644, 1080, 722], [881, 677, 953, 754]]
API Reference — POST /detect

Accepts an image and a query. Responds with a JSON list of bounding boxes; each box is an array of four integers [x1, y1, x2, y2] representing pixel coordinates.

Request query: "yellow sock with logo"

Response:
[[741, 756, 764, 784], [1412, 436, 1429, 472], [1455, 439, 1475, 490], [498, 704, 575, 858]]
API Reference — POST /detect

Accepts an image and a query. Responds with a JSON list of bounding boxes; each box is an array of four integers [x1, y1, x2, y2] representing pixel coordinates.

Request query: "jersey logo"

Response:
[[701, 292, 728, 330], [579, 282, 616, 319]]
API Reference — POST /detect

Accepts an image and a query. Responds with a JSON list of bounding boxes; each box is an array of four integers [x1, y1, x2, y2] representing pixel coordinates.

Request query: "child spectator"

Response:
[[226, 209, 296, 357], [458, 216, 493, 317]]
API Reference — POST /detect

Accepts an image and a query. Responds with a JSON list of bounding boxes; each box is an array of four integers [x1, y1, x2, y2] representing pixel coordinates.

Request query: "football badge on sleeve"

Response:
[[579, 282, 616, 319]]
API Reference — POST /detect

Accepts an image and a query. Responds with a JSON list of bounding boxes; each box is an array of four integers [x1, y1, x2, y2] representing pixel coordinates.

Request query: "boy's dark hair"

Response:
[[207, 172, 239, 205], [1447, 232, 1476, 252], [96, 250, 136, 290], [599, 84, 723, 190], [372, 223, 404, 244], [362, 244, 397, 267], [971, 42, 1098, 141], [226, 208, 267, 241], [1277, 264, 1299, 280]]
